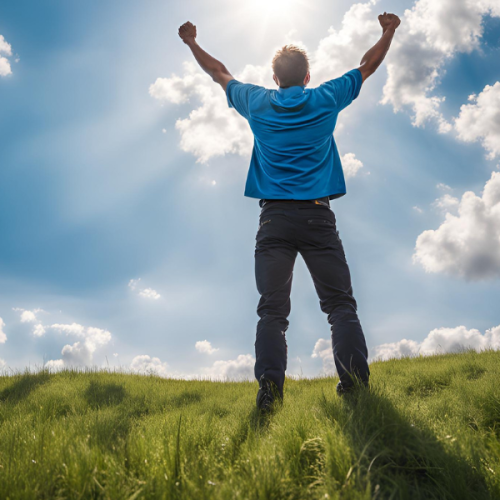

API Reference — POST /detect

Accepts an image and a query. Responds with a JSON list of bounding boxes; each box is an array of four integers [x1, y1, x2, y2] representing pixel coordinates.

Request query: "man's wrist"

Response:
[[382, 27, 396, 35], [185, 38, 197, 47]]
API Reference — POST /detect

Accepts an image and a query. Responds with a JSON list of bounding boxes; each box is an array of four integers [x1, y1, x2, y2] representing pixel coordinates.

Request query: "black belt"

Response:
[[259, 196, 330, 208]]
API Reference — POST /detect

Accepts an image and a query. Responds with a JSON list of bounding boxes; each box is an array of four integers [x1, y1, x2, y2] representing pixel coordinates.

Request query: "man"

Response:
[[178, 12, 401, 412]]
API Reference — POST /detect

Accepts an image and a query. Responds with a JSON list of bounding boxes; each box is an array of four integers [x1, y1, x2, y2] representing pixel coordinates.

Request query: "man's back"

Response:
[[226, 69, 362, 200]]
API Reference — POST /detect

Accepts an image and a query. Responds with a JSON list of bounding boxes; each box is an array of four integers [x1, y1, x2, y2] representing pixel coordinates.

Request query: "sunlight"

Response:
[[239, 0, 309, 27]]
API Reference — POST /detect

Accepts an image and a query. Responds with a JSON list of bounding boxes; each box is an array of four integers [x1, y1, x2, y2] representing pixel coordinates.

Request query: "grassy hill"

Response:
[[1, 351, 500, 499]]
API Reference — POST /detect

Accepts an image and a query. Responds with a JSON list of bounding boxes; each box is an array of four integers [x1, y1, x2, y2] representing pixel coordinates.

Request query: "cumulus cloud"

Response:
[[311, 338, 335, 374], [0, 317, 6, 344], [382, 0, 499, 133], [33, 324, 46, 337], [413, 206, 424, 214], [128, 278, 161, 300], [341, 153, 364, 179], [45, 359, 65, 371], [437, 183, 452, 191], [454, 82, 500, 159], [46, 323, 112, 368], [0, 358, 5, 369], [0, 34, 13, 77], [202, 354, 255, 380], [413, 171, 500, 280], [432, 193, 459, 212], [308, 0, 380, 85], [138, 288, 161, 300], [195, 340, 219, 354], [130, 354, 170, 377], [13, 307, 45, 323], [371, 324, 500, 361], [150, 61, 263, 163]]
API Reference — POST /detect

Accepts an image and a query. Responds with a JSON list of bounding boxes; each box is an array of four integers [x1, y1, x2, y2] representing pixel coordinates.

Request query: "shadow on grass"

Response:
[[84, 381, 126, 408], [319, 388, 491, 499], [169, 391, 203, 408], [0, 371, 51, 405]]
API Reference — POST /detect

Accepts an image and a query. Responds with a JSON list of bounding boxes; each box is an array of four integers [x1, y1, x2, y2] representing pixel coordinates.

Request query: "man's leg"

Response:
[[298, 209, 370, 388], [254, 212, 297, 397]]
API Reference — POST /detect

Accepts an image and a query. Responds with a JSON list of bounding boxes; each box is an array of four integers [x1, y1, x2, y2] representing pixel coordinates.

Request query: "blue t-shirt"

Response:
[[226, 68, 362, 200]]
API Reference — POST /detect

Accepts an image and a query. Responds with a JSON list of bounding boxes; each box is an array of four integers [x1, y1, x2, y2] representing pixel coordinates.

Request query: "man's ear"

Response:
[[304, 72, 311, 86], [273, 74, 279, 87]]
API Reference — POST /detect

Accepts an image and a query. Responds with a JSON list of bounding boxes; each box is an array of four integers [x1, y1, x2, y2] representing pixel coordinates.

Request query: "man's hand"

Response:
[[178, 21, 197, 45], [378, 12, 401, 33]]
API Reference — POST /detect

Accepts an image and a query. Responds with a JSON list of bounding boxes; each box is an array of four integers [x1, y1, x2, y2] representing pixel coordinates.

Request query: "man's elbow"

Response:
[[358, 63, 376, 82], [211, 66, 231, 82]]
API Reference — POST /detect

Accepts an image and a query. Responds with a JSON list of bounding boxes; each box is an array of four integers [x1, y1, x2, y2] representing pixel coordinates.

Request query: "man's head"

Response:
[[272, 45, 310, 89]]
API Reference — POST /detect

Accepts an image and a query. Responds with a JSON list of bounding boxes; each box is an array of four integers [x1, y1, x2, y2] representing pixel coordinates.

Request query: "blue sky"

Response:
[[1, 0, 499, 378]]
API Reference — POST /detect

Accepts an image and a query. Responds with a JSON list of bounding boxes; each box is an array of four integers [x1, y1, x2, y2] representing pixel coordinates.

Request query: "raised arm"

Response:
[[357, 13, 401, 83], [178, 21, 234, 91]]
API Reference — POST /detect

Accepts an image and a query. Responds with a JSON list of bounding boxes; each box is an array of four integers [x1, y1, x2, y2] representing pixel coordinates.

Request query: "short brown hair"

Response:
[[272, 45, 309, 88]]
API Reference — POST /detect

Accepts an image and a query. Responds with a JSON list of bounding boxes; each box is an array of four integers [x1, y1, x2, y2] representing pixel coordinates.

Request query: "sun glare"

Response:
[[238, 0, 310, 28], [253, 0, 296, 16]]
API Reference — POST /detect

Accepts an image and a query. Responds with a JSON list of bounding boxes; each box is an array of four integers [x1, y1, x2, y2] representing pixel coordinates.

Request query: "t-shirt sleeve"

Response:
[[226, 79, 262, 120], [318, 69, 363, 111]]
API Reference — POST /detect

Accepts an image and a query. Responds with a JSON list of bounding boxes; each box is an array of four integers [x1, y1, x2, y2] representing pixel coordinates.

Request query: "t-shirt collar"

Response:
[[277, 85, 305, 97]]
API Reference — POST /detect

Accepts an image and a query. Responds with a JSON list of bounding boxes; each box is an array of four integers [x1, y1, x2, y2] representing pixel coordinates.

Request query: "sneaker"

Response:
[[256, 375, 281, 413]]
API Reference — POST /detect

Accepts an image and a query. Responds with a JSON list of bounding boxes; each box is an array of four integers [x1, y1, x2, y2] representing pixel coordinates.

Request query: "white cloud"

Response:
[[138, 288, 161, 300], [45, 359, 65, 371], [195, 340, 219, 354], [0, 317, 6, 344], [311, 338, 335, 374], [413, 206, 424, 214], [131, 354, 170, 377], [309, 0, 381, 86], [50, 322, 85, 336], [437, 183, 452, 191], [203, 354, 255, 380], [0, 358, 6, 369], [13, 307, 45, 323], [128, 278, 140, 291], [341, 153, 364, 179], [46, 323, 112, 368], [33, 324, 46, 337], [0, 35, 12, 55], [0, 34, 13, 77], [0, 56, 11, 77], [21, 310, 37, 322], [381, 0, 500, 133], [128, 278, 161, 300], [432, 193, 459, 212], [371, 339, 421, 361], [371, 324, 500, 361], [150, 61, 262, 163], [454, 82, 500, 159], [413, 171, 500, 280]]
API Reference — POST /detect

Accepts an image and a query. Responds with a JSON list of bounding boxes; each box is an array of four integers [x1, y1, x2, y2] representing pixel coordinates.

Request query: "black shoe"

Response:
[[336, 380, 369, 397], [256, 375, 281, 413]]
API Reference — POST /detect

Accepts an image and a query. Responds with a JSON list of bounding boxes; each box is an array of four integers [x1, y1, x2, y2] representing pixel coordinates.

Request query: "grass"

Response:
[[1, 350, 500, 499]]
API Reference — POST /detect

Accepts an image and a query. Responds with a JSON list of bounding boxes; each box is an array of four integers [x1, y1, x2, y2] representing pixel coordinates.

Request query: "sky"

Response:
[[1, 0, 500, 379]]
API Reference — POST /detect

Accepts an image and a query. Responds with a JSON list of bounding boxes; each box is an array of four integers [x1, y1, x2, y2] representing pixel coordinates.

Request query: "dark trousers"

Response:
[[254, 201, 370, 395]]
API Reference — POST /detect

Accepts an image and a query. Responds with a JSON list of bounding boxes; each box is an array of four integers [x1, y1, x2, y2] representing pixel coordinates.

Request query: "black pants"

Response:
[[254, 200, 370, 395]]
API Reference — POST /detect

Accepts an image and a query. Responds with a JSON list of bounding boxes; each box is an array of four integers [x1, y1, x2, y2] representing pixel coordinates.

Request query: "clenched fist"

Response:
[[378, 12, 401, 33], [178, 21, 197, 44]]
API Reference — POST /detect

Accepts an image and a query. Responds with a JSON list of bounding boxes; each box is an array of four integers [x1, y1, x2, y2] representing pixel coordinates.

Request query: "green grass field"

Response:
[[1, 350, 500, 499]]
